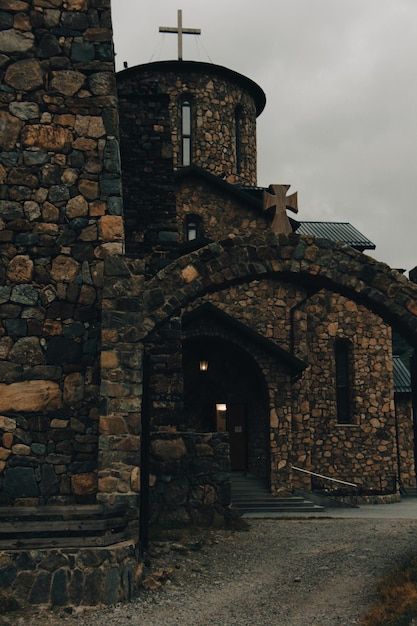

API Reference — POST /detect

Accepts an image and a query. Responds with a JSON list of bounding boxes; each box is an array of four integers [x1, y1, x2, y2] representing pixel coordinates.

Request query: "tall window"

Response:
[[335, 339, 352, 424], [234, 105, 243, 174], [181, 99, 192, 166]]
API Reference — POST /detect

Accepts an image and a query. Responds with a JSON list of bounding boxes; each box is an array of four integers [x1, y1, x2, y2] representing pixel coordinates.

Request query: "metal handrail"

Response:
[[292, 466, 358, 488]]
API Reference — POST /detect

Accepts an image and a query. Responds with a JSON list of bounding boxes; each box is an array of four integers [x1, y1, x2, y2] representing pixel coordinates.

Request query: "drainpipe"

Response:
[[394, 398, 403, 493], [139, 349, 151, 556], [289, 288, 319, 355], [410, 351, 417, 491]]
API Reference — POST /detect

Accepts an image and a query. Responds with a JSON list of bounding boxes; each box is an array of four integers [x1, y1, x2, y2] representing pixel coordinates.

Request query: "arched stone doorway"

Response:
[[99, 233, 417, 507], [182, 336, 270, 478]]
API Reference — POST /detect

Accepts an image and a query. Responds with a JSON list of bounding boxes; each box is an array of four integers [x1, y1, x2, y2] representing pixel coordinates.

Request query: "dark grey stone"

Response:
[[37, 33, 61, 58], [11, 284, 38, 305], [0, 11, 13, 30], [48, 185, 70, 203], [40, 463, 59, 498], [0, 152, 18, 167], [5, 318, 27, 339], [23, 151, 49, 166], [51, 569, 69, 606], [0, 564, 17, 587], [71, 41, 95, 62], [15, 233, 40, 246], [28, 571, 52, 604], [45, 337, 83, 365], [3, 467, 39, 499], [104, 567, 120, 605], [0, 200, 23, 219], [68, 569, 83, 605], [99, 175, 121, 196], [103, 138, 121, 173]]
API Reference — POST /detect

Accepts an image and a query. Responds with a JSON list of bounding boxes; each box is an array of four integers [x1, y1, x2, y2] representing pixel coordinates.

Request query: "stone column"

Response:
[[0, 0, 124, 505]]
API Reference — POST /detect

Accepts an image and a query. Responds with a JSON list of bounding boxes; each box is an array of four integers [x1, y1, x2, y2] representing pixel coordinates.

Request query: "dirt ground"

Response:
[[5, 517, 417, 626]]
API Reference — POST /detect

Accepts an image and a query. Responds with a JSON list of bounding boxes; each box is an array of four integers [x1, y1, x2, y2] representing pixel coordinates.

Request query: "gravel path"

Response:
[[11, 517, 417, 626]]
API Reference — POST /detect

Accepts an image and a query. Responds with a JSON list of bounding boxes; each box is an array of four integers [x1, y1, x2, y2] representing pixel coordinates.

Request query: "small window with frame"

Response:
[[185, 214, 203, 242]]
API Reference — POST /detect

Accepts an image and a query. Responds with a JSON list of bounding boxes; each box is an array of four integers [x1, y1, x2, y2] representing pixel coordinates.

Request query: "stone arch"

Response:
[[142, 232, 417, 346]]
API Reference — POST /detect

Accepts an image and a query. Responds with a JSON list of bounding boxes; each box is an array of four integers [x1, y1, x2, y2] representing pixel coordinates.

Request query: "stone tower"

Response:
[[117, 60, 266, 258]]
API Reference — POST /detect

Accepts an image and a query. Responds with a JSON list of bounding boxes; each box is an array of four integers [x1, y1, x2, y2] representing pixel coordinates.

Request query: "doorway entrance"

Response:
[[183, 337, 269, 478]]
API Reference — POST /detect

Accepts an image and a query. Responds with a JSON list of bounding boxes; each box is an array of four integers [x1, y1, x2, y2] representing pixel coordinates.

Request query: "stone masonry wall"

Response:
[[298, 290, 398, 491], [177, 177, 269, 244], [149, 431, 231, 527], [0, 0, 123, 505]]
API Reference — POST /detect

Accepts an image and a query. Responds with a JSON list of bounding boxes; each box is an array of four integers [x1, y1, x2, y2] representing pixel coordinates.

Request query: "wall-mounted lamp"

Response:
[[216, 403, 227, 412], [199, 359, 209, 372]]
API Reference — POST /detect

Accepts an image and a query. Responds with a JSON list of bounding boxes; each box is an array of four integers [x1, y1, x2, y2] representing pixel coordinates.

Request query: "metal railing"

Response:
[[292, 466, 359, 504]]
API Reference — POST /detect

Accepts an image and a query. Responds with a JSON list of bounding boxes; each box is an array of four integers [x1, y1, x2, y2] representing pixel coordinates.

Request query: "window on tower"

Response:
[[181, 99, 192, 166], [235, 105, 243, 174]]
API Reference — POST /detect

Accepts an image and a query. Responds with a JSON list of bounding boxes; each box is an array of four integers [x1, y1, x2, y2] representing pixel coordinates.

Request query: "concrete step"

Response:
[[231, 473, 325, 516]]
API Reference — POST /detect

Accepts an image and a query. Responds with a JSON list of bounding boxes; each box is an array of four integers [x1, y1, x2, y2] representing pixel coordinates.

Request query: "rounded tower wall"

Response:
[[117, 61, 265, 185]]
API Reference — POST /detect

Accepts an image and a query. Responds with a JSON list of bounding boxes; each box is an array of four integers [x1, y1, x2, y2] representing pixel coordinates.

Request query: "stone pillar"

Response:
[[0, 0, 123, 505], [98, 256, 145, 507]]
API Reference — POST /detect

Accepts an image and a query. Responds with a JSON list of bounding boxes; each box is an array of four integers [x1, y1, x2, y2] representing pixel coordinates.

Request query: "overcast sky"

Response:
[[111, 0, 417, 273]]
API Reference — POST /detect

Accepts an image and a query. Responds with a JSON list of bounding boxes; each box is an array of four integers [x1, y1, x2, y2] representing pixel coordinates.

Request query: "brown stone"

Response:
[[42, 201, 60, 222], [43, 319, 62, 335], [72, 137, 96, 151], [8, 337, 43, 365], [6, 254, 33, 283], [66, 0, 87, 9], [21, 124, 73, 151], [79, 284, 96, 305], [66, 194, 88, 218], [63, 372, 85, 405], [99, 215, 124, 242], [0, 338, 12, 359], [101, 350, 118, 369], [0, 415, 16, 432], [99, 416, 126, 435], [0, 28, 34, 53], [50, 255, 80, 282], [12, 443, 30, 456], [78, 179, 99, 200], [0, 110, 24, 150], [71, 472, 97, 495], [130, 466, 140, 491], [2, 432, 13, 448], [0, 447, 11, 461], [5, 58, 44, 91], [0, 380, 62, 412], [50, 70, 85, 96], [151, 438, 187, 462]]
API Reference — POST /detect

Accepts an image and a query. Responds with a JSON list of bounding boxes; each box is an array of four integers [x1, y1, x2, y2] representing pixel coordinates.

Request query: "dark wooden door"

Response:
[[226, 404, 247, 470]]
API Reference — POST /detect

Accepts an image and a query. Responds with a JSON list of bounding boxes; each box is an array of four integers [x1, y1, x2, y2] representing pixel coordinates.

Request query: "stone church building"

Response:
[[1, 1, 417, 607]]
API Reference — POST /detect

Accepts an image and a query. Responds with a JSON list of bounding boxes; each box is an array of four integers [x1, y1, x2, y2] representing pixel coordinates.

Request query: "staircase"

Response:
[[231, 472, 325, 516]]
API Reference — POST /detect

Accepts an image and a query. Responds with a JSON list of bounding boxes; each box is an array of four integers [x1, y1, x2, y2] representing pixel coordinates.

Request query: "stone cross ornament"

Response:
[[263, 184, 298, 235], [159, 9, 201, 61]]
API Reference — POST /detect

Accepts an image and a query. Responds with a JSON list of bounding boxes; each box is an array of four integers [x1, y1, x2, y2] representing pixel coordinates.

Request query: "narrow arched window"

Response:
[[182, 99, 192, 166], [335, 339, 352, 424], [235, 105, 243, 174]]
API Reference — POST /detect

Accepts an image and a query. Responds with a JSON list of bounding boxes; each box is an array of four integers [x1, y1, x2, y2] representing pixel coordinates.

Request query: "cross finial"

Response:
[[159, 9, 201, 61], [263, 185, 299, 235]]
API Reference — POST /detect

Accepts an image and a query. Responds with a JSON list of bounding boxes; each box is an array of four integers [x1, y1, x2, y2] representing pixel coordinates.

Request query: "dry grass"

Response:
[[362, 555, 417, 626]]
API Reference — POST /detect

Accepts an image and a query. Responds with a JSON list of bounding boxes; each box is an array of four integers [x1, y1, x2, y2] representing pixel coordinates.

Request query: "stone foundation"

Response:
[[0, 542, 140, 607]]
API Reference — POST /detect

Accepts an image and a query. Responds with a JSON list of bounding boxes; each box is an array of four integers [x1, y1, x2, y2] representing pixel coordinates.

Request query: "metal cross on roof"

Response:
[[159, 9, 201, 61], [263, 184, 298, 235]]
